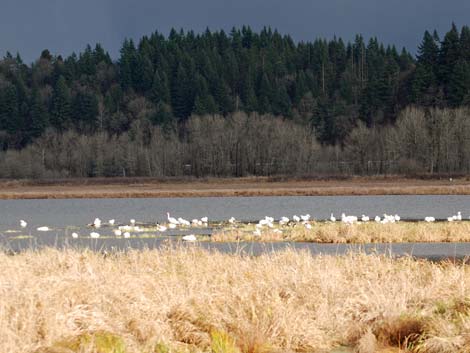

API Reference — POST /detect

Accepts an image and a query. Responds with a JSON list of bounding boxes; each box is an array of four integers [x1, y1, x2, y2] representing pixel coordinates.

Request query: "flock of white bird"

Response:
[[15, 210, 468, 241]]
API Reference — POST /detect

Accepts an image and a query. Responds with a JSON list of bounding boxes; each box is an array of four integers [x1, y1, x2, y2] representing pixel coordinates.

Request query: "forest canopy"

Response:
[[0, 24, 469, 177]]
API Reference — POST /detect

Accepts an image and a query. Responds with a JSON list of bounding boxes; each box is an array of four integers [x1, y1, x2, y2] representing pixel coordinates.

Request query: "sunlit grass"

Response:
[[2, 247, 470, 352], [212, 221, 470, 243]]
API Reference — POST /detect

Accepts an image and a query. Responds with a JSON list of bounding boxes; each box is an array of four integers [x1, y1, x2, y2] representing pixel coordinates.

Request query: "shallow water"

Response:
[[0, 195, 469, 249], [0, 195, 469, 228]]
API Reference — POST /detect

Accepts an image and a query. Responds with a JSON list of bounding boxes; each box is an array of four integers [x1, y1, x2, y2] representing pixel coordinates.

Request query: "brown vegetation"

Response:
[[0, 176, 468, 199], [212, 221, 470, 243], [3, 248, 470, 352]]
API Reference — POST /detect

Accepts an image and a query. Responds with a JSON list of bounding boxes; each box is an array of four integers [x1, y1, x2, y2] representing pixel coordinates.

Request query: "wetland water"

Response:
[[1, 195, 469, 255]]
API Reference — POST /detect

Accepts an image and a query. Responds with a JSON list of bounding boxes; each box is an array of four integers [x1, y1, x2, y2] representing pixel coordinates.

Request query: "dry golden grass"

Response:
[[212, 221, 470, 243], [3, 247, 470, 352], [0, 176, 468, 199]]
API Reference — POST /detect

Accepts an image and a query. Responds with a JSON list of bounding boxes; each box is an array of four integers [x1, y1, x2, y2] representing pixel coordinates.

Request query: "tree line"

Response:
[[0, 107, 469, 179], [0, 24, 469, 177]]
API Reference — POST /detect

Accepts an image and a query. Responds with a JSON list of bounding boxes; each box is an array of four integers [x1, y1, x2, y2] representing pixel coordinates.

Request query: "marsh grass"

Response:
[[2, 247, 470, 352], [212, 221, 470, 243]]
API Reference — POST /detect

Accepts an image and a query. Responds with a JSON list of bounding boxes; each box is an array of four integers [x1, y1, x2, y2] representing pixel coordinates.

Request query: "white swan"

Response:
[[182, 234, 197, 242], [330, 213, 336, 222], [20, 220, 27, 228], [157, 225, 167, 232], [279, 216, 289, 225], [90, 232, 100, 238], [71, 232, 79, 238], [92, 218, 101, 228], [37, 226, 50, 231], [123, 232, 131, 238], [167, 212, 180, 225], [108, 219, 115, 225]]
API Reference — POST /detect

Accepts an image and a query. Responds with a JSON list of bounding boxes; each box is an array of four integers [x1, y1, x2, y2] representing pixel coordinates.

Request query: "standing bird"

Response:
[[108, 219, 115, 225], [20, 220, 27, 228], [330, 213, 336, 222], [167, 212, 180, 225]]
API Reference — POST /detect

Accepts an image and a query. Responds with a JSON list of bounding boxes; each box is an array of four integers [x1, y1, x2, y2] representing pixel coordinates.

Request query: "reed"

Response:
[[2, 247, 470, 352], [212, 221, 470, 243]]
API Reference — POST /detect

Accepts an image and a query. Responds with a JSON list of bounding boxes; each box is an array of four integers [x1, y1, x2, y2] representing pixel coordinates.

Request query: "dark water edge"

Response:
[[2, 236, 470, 262]]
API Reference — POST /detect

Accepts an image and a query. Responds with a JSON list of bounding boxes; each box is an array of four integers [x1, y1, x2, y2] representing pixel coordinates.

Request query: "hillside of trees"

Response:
[[0, 24, 469, 178]]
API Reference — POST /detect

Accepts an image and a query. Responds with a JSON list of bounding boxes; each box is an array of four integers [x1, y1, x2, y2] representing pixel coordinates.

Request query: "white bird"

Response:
[[108, 219, 115, 225], [305, 223, 312, 229], [200, 216, 208, 223], [114, 229, 122, 236], [37, 226, 50, 231], [425, 216, 435, 222], [279, 216, 289, 225], [447, 216, 455, 222], [394, 214, 400, 222], [253, 228, 262, 236], [259, 219, 270, 226], [71, 232, 79, 238], [168, 223, 177, 229], [300, 214, 311, 222], [20, 220, 27, 228], [228, 217, 236, 224], [178, 217, 190, 226], [93, 218, 101, 228], [191, 219, 199, 225], [293, 215, 301, 222], [374, 216, 381, 223], [157, 225, 167, 232], [90, 232, 100, 239], [182, 234, 197, 242], [167, 212, 180, 225], [361, 215, 370, 222], [130, 219, 136, 225], [330, 213, 336, 222], [123, 232, 131, 238], [457, 212, 462, 221]]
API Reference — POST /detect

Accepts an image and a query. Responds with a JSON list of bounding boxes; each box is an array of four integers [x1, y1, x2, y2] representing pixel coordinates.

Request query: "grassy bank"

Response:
[[0, 176, 469, 199], [211, 221, 470, 243], [3, 247, 470, 352]]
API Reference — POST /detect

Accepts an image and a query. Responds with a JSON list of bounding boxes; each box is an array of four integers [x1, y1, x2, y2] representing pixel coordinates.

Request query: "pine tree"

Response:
[[51, 76, 71, 130], [0, 84, 20, 134], [439, 23, 461, 84], [447, 60, 470, 107], [27, 88, 49, 139]]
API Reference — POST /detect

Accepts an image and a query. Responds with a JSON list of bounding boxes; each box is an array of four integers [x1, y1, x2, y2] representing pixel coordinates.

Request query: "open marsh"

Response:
[[3, 247, 470, 353]]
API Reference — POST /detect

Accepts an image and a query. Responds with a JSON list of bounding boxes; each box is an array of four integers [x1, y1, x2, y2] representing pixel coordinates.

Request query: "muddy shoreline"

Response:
[[0, 176, 468, 199]]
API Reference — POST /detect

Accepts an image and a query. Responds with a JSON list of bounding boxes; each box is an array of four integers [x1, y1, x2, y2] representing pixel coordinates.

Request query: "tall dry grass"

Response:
[[212, 222, 470, 243], [2, 247, 470, 352]]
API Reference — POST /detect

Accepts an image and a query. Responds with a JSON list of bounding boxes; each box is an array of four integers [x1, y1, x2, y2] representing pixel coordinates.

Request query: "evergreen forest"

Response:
[[0, 24, 469, 178]]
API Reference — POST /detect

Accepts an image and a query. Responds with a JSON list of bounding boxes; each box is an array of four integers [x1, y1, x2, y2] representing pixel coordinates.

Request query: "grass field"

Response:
[[0, 176, 469, 199], [3, 247, 470, 353]]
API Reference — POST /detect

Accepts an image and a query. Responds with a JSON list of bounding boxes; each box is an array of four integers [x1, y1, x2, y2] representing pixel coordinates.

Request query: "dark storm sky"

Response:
[[2, 0, 469, 63]]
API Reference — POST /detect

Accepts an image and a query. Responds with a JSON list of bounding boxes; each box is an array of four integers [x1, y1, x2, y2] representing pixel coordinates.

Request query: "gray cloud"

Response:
[[1, 0, 468, 63]]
